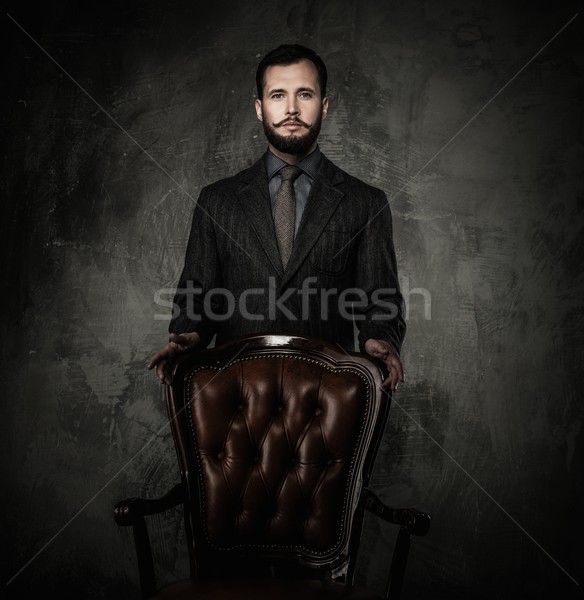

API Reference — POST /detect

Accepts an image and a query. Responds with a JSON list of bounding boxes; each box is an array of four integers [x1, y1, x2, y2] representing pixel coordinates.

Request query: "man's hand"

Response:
[[147, 332, 201, 385], [364, 339, 404, 393]]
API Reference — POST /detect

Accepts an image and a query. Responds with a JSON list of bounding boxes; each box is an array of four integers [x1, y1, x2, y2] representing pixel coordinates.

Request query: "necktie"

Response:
[[273, 165, 302, 269]]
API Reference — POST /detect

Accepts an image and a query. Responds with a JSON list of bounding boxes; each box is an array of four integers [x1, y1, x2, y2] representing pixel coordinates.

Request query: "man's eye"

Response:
[[271, 93, 284, 99], [299, 92, 313, 99]]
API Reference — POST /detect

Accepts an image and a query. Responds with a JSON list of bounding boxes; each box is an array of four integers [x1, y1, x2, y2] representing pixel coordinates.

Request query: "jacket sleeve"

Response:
[[354, 189, 406, 354], [168, 186, 222, 347]]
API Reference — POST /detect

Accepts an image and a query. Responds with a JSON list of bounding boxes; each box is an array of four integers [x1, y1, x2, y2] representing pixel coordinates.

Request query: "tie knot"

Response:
[[279, 165, 302, 182]]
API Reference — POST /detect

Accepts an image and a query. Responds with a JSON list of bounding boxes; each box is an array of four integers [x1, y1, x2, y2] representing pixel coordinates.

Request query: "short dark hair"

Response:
[[255, 44, 328, 99]]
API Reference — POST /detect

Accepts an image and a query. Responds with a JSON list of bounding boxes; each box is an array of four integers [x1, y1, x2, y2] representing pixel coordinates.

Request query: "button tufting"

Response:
[[217, 451, 225, 460], [315, 408, 322, 416]]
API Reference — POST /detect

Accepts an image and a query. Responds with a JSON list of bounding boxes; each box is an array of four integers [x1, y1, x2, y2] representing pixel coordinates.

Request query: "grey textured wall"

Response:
[[2, 1, 582, 599]]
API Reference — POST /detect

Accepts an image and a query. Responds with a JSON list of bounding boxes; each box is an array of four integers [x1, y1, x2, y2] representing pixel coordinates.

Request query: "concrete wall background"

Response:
[[2, 1, 582, 598]]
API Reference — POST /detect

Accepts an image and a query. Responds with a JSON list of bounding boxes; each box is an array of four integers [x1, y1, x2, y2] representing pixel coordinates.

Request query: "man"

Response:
[[148, 44, 405, 391]]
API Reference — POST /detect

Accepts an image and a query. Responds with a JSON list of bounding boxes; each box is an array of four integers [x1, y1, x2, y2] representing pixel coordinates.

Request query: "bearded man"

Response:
[[148, 44, 406, 391]]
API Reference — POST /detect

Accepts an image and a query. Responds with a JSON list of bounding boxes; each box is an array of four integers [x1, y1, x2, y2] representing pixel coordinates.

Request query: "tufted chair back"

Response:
[[166, 334, 391, 583]]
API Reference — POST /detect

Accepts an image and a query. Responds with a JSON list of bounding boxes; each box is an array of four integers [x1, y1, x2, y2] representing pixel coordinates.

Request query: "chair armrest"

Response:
[[360, 488, 430, 536], [114, 482, 185, 526], [359, 488, 430, 600], [113, 483, 185, 599]]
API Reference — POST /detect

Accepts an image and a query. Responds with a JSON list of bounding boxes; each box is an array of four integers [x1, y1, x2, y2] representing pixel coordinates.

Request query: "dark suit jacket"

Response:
[[169, 153, 406, 354]]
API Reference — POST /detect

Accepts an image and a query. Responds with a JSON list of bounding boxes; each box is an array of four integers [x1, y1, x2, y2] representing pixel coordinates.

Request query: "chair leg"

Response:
[[132, 517, 156, 599], [384, 528, 410, 600]]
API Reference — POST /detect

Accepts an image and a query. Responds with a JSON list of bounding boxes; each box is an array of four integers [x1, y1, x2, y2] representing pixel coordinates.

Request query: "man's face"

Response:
[[255, 58, 328, 159]]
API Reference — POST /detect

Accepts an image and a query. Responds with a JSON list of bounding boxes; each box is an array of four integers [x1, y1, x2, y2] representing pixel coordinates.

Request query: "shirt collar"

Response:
[[264, 146, 322, 181]]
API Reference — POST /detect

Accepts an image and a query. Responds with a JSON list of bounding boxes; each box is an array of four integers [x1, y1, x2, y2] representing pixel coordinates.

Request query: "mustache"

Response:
[[273, 117, 311, 128]]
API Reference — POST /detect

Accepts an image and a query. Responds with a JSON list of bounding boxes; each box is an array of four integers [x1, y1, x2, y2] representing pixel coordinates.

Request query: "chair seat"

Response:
[[151, 578, 383, 600]]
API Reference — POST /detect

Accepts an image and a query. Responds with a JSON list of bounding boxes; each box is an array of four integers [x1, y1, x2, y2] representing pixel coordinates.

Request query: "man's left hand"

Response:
[[364, 339, 404, 392]]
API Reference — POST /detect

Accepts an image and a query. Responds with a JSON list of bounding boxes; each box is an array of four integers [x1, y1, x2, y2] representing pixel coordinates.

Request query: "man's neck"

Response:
[[267, 142, 318, 165]]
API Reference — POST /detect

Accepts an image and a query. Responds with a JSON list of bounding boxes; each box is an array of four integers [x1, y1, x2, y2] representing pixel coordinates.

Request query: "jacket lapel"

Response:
[[282, 155, 345, 286], [236, 158, 284, 277]]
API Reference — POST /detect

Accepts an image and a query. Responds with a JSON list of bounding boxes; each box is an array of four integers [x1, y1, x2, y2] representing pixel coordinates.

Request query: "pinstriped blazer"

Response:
[[169, 153, 406, 354]]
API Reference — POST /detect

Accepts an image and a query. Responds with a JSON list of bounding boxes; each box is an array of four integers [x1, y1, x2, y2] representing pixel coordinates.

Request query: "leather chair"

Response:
[[114, 334, 429, 599]]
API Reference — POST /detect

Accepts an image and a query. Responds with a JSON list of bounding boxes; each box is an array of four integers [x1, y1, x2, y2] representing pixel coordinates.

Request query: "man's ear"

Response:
[[322, 97, 329, 119], [255, 98, 263, 122]]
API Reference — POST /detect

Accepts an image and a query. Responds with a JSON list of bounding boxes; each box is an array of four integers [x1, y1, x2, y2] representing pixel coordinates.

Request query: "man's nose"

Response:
[[286, 97, 299, 115]]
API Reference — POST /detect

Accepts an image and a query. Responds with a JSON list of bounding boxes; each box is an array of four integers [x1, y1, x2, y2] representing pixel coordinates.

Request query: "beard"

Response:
[[262, 111, 323, 156]]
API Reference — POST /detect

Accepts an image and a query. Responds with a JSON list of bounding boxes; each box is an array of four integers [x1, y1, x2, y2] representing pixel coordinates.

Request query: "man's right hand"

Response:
[[147, 332, 201, 385]]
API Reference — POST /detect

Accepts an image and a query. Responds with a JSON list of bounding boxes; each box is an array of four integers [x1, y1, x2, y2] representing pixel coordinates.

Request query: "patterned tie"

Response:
[[273, 165, 302, 269]]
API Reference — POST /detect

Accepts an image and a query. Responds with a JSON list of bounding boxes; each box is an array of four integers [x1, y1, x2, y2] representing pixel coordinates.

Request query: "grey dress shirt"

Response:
[[264, 146, 322, 237]]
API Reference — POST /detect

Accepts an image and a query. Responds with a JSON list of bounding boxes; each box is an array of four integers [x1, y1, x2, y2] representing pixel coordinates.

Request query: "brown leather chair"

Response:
[[114, 334, 429, 599]]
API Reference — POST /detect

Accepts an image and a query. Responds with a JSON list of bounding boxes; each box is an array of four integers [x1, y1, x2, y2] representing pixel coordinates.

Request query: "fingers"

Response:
[[389, 352, 404, 384], [381, 369, 399, 393], [170, 331, 201, 348], [381, 374, 396, 392], [147, 348, 168, 370], [155, 360, 166, 383], [147, 333, 200, 371], [147, 343, 177, 370], [147, 332, 201, 386], [382, 375, 400, 392], [380, 348, 404, 393], [155, 359, 173, 385], [364, 339, 404, 393]]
